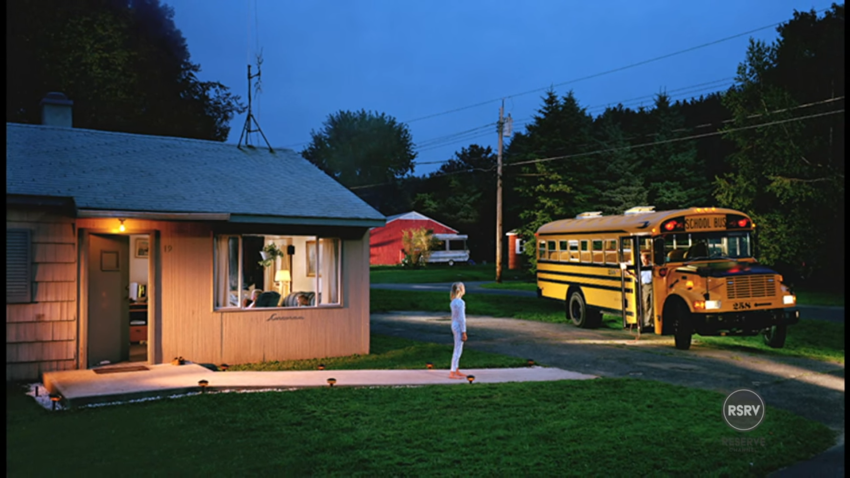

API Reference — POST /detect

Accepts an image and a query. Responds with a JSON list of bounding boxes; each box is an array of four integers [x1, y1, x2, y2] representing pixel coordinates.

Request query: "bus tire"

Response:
[[567, 289, 600, 328], [448, 260, 455, 266], [671, 300, 692, 350], [763, 325, 787, 348]]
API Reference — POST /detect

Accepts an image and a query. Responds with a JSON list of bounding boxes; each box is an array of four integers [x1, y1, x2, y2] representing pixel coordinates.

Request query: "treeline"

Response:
[[377, 4, 845, 289]]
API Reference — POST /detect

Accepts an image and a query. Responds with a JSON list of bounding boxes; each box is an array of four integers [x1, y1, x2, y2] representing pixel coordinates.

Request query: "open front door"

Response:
[[619, 236, 639, 328], [87, 234, 130, 367]]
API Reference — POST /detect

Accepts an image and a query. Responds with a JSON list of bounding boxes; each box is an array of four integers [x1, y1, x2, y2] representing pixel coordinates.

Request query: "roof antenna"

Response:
[[238, 53, 274, 152]]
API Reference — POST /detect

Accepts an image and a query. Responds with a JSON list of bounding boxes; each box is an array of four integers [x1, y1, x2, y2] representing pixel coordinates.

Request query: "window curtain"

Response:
[[215, 236, 235, 308], [319, 238, 339, 304]]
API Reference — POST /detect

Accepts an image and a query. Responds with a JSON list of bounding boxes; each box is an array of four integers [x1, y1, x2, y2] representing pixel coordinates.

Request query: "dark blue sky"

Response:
[[164, 0, 829, 176]]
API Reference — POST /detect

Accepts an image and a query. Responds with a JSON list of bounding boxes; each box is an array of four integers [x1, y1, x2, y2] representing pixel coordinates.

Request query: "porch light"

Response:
[[327, 378, 336, 387], [119, 219, 126, 232], [426, 362, 433, 369], [50, 394, 61, 410], [467, 375, 475, 384]]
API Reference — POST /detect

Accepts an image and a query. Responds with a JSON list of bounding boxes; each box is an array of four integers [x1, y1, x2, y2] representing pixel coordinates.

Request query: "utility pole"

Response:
[[495, 99, 504, 283]]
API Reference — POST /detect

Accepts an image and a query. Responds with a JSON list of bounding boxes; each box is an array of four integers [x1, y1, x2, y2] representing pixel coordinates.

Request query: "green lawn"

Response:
[[370, 263, 530, 284], [371, 289, 845, 364], [7, 338, 837, 477], [230, 334, 527, 371]]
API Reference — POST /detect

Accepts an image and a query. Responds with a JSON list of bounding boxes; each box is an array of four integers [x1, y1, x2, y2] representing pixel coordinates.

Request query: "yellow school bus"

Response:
[[535, 206, 800, 350]]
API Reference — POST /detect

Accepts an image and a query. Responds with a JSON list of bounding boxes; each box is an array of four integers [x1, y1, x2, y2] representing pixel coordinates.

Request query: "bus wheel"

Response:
[[672, 301, 692, 350], [763, 325, 787, 348], [568, 289, 600, 328], [448, 260, 455, 266]]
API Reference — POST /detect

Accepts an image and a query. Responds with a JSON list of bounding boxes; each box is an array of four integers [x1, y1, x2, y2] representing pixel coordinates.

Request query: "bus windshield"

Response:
[[662, 231, 752, 263]]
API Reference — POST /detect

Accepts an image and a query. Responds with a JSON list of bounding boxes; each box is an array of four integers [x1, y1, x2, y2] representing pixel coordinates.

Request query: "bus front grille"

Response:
[[726, 276, 776, 299]]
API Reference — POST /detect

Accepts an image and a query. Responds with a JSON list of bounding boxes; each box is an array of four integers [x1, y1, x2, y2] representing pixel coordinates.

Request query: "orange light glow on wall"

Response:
[[119, 219, 126, 232]]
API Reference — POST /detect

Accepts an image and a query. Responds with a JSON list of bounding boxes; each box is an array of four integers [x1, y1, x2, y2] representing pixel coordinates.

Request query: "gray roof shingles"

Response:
[[6, 123, 384, 223]]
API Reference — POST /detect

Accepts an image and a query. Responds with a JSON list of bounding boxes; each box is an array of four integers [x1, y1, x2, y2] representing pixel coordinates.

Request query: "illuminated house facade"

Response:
[[6, 95, 385, 381]]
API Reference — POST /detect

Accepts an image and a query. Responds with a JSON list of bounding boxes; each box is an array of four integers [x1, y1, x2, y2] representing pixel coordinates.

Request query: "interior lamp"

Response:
[[275, 269, 291, 296]]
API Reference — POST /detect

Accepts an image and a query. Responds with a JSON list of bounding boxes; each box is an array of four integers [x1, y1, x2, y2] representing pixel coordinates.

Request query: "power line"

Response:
[[350, 100, 844, 190], [417, 77, 737, 153], [507, 109, 844, 169], [401, 8, 831, 124]]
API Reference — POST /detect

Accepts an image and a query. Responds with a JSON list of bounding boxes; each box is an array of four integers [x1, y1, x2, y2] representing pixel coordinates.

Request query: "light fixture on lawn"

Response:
[[527, 359, 535, 366], [467, 375, 476, 384], [219, 364, 229, 372], [199, 379, 209, 393], [119, 218, 126, 232], [426, 362, 433, 369], [50, 394, 61, 410], [327, 378, 336, 387], [318, 364, 325, 370]]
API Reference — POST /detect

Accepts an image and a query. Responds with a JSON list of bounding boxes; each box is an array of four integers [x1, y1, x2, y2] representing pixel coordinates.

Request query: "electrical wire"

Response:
[[349, 102, 844, 190], [401, 7, 832, 124]]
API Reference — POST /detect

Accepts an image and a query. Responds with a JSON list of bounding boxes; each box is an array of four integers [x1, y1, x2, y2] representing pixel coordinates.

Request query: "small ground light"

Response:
[[199, 379, 209, 393], [219, 364, 229, 371], [318, 364, 325, 370], [527, 359, 535, 366], [467, 375, 475, 384], [426, 362, 433, 369], [50, 394, 60, 410], [327, 378, 336, 387]]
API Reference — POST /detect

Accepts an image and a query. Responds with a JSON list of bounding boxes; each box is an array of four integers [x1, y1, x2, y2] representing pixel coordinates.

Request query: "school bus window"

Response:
[[605, 239, 618, 264], [538, 240, 546, 259], [592, 239, 604, 263], [547, 241, 558, 260], [556, 240, 567, 261], [619, 237, 633, 264], [580, 240, 591, 262], [569, 240, 579, 262]]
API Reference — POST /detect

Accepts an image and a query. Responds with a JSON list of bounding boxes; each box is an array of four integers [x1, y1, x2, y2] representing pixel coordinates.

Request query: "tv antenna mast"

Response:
[[237, 52, 274, 152]]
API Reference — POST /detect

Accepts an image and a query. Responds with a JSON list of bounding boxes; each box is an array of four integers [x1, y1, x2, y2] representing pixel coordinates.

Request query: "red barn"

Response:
[[370, 211, 469, 265]]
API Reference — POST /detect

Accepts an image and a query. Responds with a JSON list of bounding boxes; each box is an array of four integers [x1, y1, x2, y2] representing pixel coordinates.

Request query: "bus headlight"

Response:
[[705, 300, 722, 310], [783, 295, 796, 305]]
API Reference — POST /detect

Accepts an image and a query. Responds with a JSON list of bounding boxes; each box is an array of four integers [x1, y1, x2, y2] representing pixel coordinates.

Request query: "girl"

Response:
[[449, 282, 468, 379]]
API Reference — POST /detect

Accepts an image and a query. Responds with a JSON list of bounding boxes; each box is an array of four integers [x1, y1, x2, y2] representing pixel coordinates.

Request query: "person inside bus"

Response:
[[621, 252, 653, 328], [685, 241, 708, 260]]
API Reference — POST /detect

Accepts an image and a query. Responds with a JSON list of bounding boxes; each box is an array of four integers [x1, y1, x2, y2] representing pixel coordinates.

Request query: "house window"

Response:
[[214, 234, 340, 310], [6, 229, 32, 304]]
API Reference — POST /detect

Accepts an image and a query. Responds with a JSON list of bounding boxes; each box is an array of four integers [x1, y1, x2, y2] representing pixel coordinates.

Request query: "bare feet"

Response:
[[456, 371, 467, 377], [448, 372, 463, 379]]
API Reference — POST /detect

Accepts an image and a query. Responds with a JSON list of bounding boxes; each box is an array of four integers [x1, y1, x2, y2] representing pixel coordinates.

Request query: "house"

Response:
[[6, 93, 385, 381], [369, 211, 470, 266]]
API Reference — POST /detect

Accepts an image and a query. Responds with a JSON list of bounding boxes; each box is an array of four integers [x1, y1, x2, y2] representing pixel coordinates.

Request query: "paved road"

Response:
[[371, 281, 845, 323]]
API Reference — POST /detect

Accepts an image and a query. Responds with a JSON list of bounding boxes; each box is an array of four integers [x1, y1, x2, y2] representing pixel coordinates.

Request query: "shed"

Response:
[[5, 94, 385, 381], [369, 211, 469, 265]]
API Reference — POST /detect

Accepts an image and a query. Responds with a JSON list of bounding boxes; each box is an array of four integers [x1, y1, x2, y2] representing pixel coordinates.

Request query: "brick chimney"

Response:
[[40, 92, 73, 128]]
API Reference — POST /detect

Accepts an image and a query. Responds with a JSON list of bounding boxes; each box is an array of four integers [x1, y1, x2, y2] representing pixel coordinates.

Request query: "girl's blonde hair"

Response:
[[450, 282, 465, 300]]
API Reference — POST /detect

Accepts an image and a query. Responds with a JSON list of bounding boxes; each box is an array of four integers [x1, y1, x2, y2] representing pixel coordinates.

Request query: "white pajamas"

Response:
[[450, 298, 466, 372]]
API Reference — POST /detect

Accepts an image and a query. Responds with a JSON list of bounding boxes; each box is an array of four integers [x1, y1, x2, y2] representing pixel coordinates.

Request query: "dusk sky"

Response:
[[163, 0, 831, 176]]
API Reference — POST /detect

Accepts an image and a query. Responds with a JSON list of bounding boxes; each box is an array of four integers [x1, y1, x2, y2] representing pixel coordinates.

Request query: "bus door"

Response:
[[619, 236, 639, 328]]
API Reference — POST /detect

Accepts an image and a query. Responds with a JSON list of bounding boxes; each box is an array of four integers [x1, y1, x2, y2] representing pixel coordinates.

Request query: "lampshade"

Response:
[[275, 270, 291, 282]]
